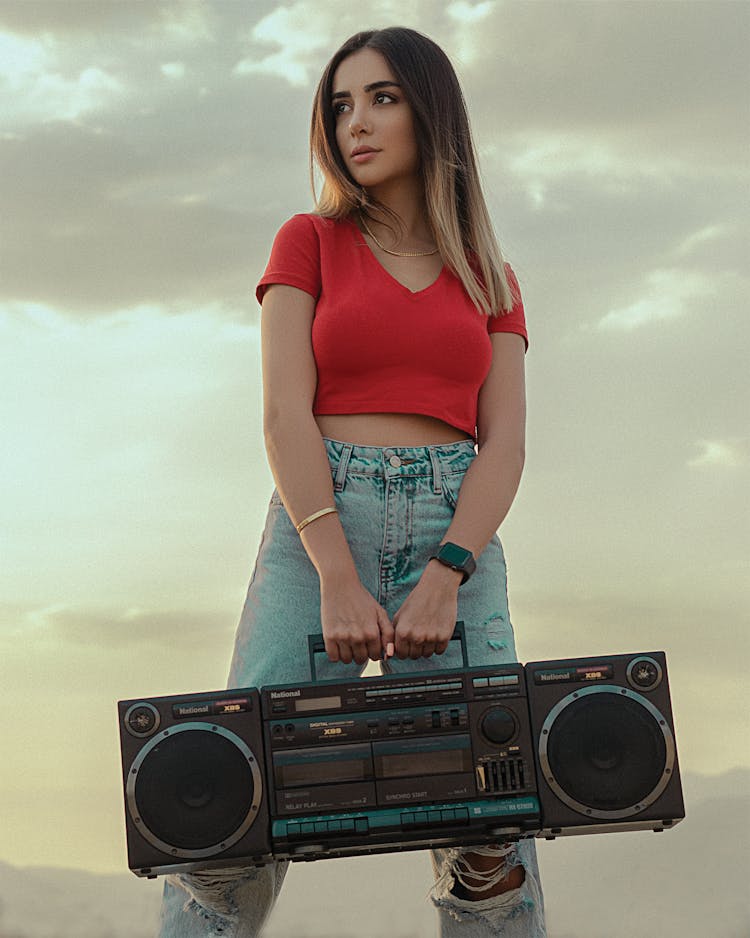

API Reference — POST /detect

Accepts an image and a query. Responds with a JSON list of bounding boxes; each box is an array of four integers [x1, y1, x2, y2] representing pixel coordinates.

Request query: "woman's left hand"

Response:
[[391, 560, 463, 659]]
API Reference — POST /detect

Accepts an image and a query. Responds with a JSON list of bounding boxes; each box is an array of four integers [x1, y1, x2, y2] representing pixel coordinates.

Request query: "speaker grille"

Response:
[[539, 687, 675, 820], [127, 723, 262, 858]]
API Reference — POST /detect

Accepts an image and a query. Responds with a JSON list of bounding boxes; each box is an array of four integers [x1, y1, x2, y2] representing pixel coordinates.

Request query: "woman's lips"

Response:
[[352, 151, 377, 163]]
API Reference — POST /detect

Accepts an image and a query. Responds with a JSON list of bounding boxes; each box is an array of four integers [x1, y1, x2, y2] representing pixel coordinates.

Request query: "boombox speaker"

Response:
[[525, 651, 685, 838], [118, 688, 271, 877]]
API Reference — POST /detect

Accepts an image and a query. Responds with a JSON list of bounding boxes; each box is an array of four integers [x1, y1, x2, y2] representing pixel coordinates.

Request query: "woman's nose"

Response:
[[349, 107, 370, 136]]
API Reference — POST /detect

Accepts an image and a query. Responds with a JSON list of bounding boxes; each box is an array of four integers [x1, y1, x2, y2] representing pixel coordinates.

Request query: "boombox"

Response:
[[118, 645, 684, 878]]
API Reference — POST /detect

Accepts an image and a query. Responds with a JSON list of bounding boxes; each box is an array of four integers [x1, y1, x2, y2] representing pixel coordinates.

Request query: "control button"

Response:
[[503, 675, 519, 686], [450, 709, 460, 726], [272, 725, 282, 736], [481, 707, 516, 744], [476, 764, 487, 791], [428, 810, 442, 824], [389, 455, 402, 468], [301, 823, 315, 835], [367, 719, 378, 728], [340, 819, 355, 833], [441, 809, 456, 823], [287, 823, 300, 837], [431, 711, 441, 728], [355, 818, 369, 833], [314, 822, 327, 833], [328, 819, 342, 832], [473, 677, 489, 688], [285, 724, 294, 733], [454, 807, 469, 824], [402, 812, 416, 827]]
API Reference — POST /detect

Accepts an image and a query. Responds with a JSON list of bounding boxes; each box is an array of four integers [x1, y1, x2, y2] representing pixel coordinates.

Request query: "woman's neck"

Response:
[[364, 178, 431, 240]]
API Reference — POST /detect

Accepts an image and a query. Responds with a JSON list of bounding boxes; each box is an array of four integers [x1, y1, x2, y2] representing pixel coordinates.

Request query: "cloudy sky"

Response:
[[0, 0, 748, 890]]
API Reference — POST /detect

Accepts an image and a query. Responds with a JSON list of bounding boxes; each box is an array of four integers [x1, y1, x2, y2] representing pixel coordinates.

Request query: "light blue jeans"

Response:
[[159, 438, 546, 937]]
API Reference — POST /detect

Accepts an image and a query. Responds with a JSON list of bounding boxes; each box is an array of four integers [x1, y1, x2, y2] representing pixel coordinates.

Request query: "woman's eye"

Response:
[[333, 101, 350, 115], [374, 92, 396, 104]]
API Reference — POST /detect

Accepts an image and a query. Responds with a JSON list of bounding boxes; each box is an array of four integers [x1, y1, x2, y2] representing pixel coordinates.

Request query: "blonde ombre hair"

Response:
[[310, 27, 516, 316]]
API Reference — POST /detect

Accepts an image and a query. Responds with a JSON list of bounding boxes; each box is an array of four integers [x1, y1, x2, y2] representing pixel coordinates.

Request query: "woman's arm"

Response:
[[391, 332, 526, 659], [440, 331, 527, 554], [261, 284, 392, 665]]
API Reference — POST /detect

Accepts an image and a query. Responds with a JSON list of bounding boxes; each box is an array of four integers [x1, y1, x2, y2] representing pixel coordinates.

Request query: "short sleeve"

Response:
[[255, 214, 322, 305], [487, 263, 528, 351]]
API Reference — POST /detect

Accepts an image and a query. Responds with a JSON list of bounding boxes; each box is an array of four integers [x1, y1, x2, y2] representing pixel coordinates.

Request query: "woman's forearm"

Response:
[[437, 438, 525, 560], [264, 413, 359, 581]]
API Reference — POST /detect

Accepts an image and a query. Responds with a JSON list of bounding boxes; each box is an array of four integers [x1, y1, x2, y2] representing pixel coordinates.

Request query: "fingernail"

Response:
[[386, 642, 394, 658]]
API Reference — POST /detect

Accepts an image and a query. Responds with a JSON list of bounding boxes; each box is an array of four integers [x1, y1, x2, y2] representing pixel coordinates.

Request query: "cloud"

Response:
[[234, 3, 335, 87], [160, 61, 186, 80], [0, 1, 746, 319], [17, 602, 234, 649], [0, 0, 214, 37], [0, 32, 124, 126], [688, 438, 746, 469], [462, 1, 750, 171], [447, 1, 494, 24], [0, 120, 299, 314], [597, 268, 714, 331]]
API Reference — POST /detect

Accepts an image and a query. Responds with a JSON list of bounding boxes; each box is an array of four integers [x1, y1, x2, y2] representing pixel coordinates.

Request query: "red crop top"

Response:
[[256, 213, 527, 438]]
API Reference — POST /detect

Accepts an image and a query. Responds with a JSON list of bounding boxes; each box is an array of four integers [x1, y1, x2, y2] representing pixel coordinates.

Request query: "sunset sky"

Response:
[[1, 0, 748, 879]]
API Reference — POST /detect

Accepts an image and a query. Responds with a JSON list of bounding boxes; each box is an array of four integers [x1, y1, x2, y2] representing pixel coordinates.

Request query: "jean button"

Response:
[[389, 455, 402, 468]]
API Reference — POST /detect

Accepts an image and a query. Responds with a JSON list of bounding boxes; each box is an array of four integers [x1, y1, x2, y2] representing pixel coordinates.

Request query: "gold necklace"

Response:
[[359, 213, 439, 257]]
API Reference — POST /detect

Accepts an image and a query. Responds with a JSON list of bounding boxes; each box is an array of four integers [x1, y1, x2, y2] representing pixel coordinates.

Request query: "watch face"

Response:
[[439, 543, 471, 566]]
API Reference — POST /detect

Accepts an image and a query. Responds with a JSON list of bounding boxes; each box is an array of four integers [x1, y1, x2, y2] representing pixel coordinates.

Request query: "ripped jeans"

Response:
[[158, 438, 546, 937]]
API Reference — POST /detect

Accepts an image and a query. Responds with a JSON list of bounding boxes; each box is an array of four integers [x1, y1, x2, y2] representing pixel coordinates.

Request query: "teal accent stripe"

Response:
[[272, 796, 540, 838]]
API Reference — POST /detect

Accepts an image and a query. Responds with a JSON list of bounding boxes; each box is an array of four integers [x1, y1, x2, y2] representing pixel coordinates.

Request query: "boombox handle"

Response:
[[307, 622, 468, 682]]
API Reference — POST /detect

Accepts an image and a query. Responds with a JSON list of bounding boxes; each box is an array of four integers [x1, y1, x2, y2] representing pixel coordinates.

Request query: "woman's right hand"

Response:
[[320, 571, 394, 665]]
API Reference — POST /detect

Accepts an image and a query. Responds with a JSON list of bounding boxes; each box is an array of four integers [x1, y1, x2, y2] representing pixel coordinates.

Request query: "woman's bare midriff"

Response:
[[315, 413, 473, 447]]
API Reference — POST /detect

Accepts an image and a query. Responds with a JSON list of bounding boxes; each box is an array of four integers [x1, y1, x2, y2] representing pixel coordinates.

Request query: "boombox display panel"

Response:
[[525, 652, 685, 838]]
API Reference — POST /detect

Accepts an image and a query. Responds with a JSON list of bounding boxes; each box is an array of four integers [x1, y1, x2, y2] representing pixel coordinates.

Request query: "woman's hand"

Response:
[[392, 560, 463, 659], [320, 570, 394, 665]]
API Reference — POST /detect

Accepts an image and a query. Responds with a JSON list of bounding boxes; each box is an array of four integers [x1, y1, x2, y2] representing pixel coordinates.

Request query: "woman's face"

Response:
[[332, 48, 420, 196]]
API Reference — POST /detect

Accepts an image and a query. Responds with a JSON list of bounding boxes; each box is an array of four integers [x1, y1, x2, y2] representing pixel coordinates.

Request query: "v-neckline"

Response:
[[347, 217, 445, 296]]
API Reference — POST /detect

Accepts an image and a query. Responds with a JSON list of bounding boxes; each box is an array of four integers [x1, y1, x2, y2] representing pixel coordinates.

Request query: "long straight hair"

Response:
[[310, 27, 515, 315]]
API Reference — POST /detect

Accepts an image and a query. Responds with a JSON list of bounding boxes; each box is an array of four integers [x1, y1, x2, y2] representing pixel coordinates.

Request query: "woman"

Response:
[[160, 26, 546, 938]]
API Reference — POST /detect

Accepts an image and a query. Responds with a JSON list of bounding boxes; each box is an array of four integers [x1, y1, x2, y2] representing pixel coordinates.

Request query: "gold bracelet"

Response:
[[295, 506, 338, 534]]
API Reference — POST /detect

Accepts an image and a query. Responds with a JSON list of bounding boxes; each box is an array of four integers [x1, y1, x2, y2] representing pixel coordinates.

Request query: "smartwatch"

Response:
[[430, 542, 476, 584]]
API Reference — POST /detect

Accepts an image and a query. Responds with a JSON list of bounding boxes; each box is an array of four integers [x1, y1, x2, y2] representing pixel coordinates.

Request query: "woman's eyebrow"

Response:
[[331, 80, 401, 102]]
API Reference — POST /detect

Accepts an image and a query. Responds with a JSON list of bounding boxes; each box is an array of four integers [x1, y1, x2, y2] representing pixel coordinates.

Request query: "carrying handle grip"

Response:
[[307, 622, 468, 681]]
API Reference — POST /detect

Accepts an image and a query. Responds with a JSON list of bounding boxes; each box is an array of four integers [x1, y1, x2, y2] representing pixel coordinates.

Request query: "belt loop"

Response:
[[333, 443, 353, 492], [429, 448, 442, 495]]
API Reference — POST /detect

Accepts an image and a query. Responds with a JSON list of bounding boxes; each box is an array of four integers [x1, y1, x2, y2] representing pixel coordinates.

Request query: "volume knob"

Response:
[[481, 707, 516, 745]]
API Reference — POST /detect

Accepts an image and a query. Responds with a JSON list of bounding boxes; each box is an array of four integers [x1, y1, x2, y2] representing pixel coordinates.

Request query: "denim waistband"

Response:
[[323, 436, 476, 496]]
